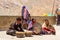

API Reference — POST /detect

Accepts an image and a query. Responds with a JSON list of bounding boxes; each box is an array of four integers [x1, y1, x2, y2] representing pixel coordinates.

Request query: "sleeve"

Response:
[[42, 23, 46, 28], [27, 21, 32, 30], [9, 23, 14, 30]]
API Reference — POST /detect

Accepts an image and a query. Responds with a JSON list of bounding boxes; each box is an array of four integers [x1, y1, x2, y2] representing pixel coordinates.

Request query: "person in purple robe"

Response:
[[21, 6, 29, 22]]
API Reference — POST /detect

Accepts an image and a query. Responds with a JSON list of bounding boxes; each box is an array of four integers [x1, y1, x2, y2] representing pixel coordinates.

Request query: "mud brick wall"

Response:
[[0, 16, 56, 31]]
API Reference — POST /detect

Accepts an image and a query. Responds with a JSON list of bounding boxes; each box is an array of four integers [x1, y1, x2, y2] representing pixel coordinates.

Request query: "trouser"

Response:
[[6, 29, 24, 36], [28, 27, 33, 31], [6, 29, 16, 36], [40, 30, 55, 35], [40, 30, 48, 34]]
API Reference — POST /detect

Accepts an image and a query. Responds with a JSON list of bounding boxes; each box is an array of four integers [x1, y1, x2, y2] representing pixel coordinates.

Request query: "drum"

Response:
[[33, 22, 42, 35], [16, 31, 25, 38]]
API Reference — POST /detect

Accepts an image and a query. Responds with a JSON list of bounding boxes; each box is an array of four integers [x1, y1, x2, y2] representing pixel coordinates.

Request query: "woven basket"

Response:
[[16, 32, 25, 38], [25, 31, 32, 37]]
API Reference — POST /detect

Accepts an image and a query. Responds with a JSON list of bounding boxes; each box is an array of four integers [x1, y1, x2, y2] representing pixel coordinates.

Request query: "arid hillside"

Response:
[[0, 0, 59, 16]]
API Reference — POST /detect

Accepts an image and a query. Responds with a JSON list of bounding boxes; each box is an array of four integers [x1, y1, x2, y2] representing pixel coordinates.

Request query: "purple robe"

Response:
[[22, 6, 29, 20]]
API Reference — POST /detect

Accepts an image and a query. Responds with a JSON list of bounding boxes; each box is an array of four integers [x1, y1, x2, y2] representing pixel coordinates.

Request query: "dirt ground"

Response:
[[0, 25, 60, 40]]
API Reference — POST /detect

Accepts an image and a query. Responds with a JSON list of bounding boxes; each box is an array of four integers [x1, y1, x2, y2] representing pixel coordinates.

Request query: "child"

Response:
[[41, 19, 56, 35], [6, 17, 24, 36]]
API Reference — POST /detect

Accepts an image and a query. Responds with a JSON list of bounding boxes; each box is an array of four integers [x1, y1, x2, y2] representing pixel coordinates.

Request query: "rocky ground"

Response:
[[0, 25, 60, 40]]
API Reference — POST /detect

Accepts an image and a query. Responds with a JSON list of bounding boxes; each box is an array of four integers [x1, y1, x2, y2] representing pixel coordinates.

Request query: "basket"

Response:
[[16, 31, 25, 38], [25, 31, 32, 37]]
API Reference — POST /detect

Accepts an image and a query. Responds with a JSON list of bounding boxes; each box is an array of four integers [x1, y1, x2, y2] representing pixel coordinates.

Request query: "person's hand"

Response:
[[47, 31, 51, 34], [50, 29, 55, 32]]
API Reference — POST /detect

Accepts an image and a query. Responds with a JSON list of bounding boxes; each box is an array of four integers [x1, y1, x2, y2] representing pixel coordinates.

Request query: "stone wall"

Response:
[[0, 16, 56, 31]]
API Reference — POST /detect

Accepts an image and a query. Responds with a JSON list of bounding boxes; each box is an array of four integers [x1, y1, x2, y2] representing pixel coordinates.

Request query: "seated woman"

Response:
[[6, 17, 24, 36], [41, 19, 56, 35], [27, 18, 42, 35], [27, 18, 36, 30]]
